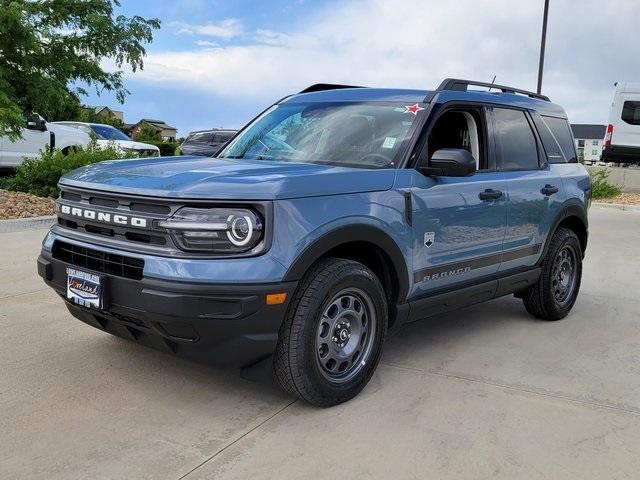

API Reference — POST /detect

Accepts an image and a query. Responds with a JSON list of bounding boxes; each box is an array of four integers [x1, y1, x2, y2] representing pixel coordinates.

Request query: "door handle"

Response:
[[478, 189, 503, 201], [541, 184, 559, 196]]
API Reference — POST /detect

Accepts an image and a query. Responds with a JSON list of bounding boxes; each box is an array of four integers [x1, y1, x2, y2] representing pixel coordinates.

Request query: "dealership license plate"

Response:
[[66, 268, 102, 309]]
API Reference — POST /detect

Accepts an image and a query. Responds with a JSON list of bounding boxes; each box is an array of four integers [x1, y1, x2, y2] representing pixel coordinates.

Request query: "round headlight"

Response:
[[158, 207, 264, 253], [227, 215, 253, 246]]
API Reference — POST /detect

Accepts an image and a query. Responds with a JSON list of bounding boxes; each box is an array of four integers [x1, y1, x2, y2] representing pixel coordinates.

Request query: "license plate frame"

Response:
[[66, 267, 102, 309]]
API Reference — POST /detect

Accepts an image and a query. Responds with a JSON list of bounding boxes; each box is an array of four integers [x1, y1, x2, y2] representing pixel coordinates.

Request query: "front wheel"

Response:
[[273, 258, 388, 407], [522, 227, 582, 320]]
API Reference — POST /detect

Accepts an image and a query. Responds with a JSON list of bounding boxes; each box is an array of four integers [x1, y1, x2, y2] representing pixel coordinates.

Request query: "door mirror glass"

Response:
[[26, 114, 46, 131], [418, 148, 476, 177]]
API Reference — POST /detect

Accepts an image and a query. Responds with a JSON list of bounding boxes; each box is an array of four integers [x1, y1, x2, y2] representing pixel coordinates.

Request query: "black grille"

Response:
[[52, 240, 144, 280]]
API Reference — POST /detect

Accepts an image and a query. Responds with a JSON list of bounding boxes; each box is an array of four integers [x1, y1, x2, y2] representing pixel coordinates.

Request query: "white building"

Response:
[[571, 124, 605, 164]]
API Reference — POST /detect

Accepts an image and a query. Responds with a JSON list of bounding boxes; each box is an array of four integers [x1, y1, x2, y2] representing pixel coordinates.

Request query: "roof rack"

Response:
[[425, 78, 550, 102], [298, 83, 364, 94]]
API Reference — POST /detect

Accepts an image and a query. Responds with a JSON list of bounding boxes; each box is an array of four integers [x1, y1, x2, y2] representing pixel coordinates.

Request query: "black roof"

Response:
[[571, 124, 606, 140]]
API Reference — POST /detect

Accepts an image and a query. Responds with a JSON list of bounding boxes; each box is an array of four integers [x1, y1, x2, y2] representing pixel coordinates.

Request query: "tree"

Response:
[[0, 0, 160, 139], [76, 107, 126, 131], [132, 123, 161, 143]]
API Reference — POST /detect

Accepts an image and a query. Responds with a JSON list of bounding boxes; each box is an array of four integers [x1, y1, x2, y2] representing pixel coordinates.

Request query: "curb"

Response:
[[592, 202, 640, 212], [0, 215, 55, 233]]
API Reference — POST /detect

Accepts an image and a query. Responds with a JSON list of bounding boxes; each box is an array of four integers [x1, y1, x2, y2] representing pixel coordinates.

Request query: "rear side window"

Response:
[[622, 101, 640, 125], [541, 116, 577, 163], [493, 108, 539, 170]]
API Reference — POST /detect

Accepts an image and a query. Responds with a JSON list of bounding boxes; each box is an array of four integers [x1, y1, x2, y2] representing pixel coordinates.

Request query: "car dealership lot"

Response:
[[2, 205, 640, 479]]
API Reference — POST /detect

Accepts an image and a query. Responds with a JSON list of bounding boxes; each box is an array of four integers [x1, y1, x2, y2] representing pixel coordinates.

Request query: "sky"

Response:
[[84, 0, 640, 138]]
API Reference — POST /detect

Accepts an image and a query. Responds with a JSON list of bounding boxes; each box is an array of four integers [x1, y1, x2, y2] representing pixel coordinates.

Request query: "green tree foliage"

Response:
[[3, 142, 136, 198], [75, 108, 126, 130], [132, 123, 162, 142], [131, 123, 180, 156], [0, 0, 160, 139]]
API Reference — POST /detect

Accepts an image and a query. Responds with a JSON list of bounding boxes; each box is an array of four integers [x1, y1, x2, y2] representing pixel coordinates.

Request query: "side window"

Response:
[[211, 133, 228, 144], [191, 132, 213, 144], [427, 108, 485, 170], [493, 108, 539, 170], [622, 101, 640, 125], [541, 116, 577, 163]]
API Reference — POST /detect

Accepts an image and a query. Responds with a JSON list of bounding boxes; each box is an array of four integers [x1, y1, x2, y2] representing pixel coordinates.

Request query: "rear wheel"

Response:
[[273, 258, 387, 407], [522, 227, 582, 320]]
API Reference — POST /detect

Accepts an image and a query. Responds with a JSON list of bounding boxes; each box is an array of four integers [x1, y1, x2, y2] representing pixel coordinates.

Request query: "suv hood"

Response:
[[59, 156, 396, 200]]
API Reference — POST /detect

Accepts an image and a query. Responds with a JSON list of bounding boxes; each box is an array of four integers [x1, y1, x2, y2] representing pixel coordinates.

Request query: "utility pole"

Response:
[[536, 0, 550, 95]]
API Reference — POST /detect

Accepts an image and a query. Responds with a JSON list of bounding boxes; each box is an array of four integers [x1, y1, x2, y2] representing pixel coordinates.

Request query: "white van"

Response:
[[0, 114, 91, 168], [602, 82, 640, 164]]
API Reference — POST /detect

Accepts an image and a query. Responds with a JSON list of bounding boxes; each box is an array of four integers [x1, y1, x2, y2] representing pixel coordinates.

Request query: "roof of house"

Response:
[[571, 124, 606, 140], [92, 106, 122, 115], [138, 119, 177, 131]]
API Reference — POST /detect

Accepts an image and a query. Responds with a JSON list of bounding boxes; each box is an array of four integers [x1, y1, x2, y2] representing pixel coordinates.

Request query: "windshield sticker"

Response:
[[403, 104, 425, 116], [382, 137, 397, 149]]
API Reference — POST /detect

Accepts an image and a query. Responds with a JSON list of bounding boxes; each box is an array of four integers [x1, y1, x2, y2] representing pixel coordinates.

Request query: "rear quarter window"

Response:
[[541, 116, 577, 163]]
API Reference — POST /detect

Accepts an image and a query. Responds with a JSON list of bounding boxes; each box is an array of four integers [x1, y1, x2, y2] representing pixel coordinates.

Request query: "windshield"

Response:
[[90, 125, 131, 141], [218, 102, 420, 168]]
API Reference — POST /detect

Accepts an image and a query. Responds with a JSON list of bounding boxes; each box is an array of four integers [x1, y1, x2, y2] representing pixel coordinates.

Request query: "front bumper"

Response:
[[38, 250, 297, 367]]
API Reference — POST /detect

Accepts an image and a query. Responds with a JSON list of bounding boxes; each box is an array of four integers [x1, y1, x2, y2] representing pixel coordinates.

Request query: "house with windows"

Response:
[[129, 119, 178, 142], [571, 124, 606, 164]]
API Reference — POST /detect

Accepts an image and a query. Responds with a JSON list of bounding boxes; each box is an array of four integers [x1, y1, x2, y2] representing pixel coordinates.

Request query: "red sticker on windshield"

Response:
[[403, 104, 424, 115]]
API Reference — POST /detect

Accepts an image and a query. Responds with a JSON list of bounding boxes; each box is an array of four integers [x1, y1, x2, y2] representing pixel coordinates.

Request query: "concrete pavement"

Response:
[[1, 206, 639, 479]]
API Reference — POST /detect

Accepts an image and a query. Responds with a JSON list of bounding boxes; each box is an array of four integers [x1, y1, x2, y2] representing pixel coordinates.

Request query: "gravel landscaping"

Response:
[[595, 192, 640, 205], [0, 189, 55, 220]]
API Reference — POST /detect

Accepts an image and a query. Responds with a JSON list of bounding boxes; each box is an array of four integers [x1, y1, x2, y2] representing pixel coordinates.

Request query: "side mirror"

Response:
[[418, 148, 476, 177], [26, 114, 47, 132]]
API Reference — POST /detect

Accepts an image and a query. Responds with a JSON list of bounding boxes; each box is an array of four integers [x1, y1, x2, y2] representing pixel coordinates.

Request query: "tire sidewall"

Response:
[[294, 263, 387, 402], [543, 229, 582, 317]]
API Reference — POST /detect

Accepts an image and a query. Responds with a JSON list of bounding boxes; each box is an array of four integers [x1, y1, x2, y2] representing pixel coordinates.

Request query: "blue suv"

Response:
[[38, 79, 590, 406]]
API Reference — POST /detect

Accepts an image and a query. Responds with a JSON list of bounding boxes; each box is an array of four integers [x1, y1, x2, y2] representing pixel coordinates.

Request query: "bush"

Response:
[[157, 141, 179, 156], [589, 168, 621, 199], [3, 143, 135, 198]]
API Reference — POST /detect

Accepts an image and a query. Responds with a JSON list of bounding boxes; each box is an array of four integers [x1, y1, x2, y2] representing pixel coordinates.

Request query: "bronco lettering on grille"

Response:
[[59, 204, 147, 228]]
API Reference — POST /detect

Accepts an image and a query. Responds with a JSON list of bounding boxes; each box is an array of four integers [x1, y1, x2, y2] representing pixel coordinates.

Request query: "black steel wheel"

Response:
[[522, 227, 582, 320]]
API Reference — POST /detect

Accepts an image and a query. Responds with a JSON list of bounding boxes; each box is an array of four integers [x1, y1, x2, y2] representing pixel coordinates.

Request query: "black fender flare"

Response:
[[282, 225, 410, 302], [540, 203, 589, 261]]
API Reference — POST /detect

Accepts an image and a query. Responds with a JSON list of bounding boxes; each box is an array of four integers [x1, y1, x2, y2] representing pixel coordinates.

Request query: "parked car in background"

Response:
[[0, 114, 91, 167], [53, 122, 160, 157], [602, 82, 640, 164], [180, 129, 237, 156]]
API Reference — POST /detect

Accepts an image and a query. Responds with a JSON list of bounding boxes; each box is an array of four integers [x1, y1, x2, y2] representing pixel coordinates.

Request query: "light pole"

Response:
[[537, 0, 550, 95]]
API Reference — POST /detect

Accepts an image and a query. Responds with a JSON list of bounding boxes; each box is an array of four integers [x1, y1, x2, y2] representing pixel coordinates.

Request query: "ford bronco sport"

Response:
[[38, 79, 590, 406]]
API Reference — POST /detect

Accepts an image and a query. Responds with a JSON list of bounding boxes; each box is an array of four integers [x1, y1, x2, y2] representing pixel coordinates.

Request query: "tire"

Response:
[[522, 227, 582, 320], [273, 258, 388, 407]]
